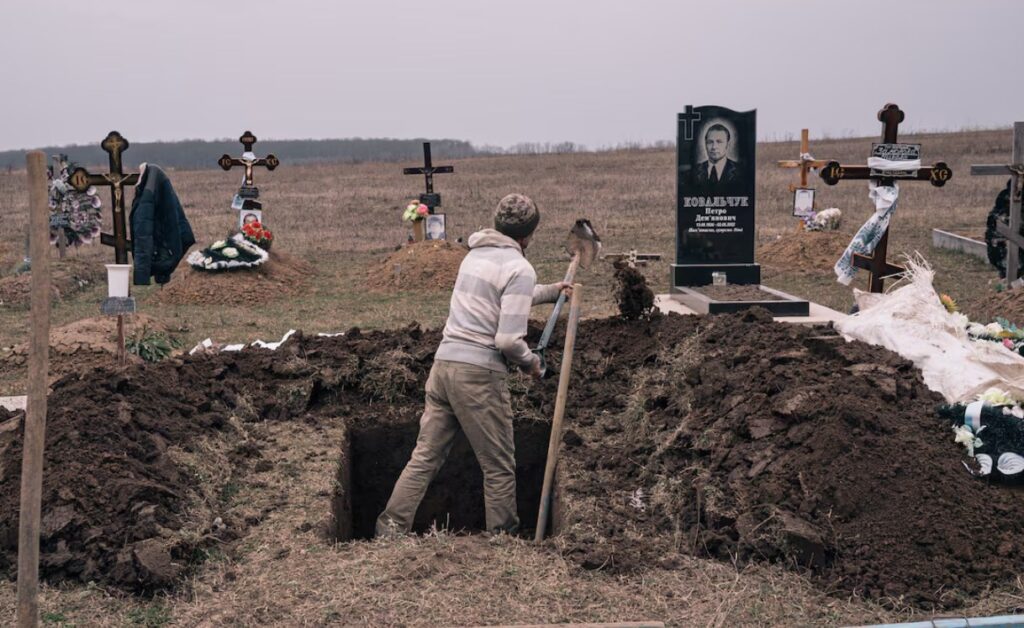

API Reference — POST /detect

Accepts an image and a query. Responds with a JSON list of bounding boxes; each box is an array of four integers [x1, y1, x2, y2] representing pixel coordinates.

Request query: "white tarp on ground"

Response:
[[835, 259, 1024, 403]]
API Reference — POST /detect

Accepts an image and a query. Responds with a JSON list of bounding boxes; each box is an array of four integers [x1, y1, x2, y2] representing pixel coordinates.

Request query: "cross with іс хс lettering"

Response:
[[818, 103, 953, 293], [971, 122, 1024, 285], [67, 131, 139, 264]]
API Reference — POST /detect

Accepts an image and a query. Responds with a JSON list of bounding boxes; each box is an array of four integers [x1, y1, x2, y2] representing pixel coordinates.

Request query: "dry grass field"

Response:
[[0, 128, 1020, 627]]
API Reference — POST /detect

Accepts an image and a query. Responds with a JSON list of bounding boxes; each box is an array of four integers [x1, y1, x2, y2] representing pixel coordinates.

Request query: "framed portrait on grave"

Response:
[[239, 209, 263, 228], [793, 188, 815, 218], [425, 213, 446, 241]]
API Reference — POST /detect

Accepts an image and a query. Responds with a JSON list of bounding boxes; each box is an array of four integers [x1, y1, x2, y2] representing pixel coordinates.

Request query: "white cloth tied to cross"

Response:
[[835, 181, 899, 285], [866, 156, 922, 172]]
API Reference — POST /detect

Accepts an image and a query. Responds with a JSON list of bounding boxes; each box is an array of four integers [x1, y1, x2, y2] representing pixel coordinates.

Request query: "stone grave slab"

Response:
[[671, 105, 810, 316], [654, 294, 845, 325]]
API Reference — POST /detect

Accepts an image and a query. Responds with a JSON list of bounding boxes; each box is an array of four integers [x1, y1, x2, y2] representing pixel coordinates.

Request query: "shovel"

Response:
[[535, 282, 582, 541], [533, 219, 601, 377]]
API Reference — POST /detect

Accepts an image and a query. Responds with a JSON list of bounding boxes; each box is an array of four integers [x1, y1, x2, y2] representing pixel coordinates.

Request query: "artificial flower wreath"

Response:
[[187, 233, 269, 271]]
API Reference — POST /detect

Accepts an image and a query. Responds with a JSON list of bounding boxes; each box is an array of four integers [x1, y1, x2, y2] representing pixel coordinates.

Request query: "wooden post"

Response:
[[17, 151, 51, 628]]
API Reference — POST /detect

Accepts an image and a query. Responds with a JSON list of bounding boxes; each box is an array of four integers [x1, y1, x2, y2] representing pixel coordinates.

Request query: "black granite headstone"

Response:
[[672, 105, 759, 287]]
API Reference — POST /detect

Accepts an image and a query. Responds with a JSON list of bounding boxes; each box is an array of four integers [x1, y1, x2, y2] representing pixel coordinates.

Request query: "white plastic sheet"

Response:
[[836, 258, 1024, 403]]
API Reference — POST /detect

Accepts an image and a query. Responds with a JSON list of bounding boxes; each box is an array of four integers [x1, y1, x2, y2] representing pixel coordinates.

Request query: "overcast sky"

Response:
[[1, 0, 1020, 152]]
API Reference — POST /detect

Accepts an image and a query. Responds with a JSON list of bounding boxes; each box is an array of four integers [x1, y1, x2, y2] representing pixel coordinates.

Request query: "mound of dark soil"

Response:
[[149, 250, 314, 306], [2, 312, 1023, 610], [0, 257, 104, 308], [365, 240, 467, 292], [0, 324, 440, 593], [613, 262, 655, 320], [758, 231, 850, 274]]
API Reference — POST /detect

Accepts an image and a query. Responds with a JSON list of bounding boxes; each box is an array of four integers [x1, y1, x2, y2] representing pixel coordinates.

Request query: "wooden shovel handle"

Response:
[[535, 283, 582, 542]]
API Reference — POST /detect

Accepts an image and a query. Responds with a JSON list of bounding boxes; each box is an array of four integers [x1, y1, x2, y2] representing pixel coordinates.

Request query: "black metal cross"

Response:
[[678, 106, 702, 141], [971, 122, 1024, 284], [217, 130, 279, 193], [403, 142, 454, 211], [68, 131, 139, 264], [818, 103, 953, 292]]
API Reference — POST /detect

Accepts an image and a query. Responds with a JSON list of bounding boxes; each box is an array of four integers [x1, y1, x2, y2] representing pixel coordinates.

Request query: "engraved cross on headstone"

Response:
[[217, 130, 279, 198], [971, 122, 1024, 285], [818, 104, 953, 292], [67, 131, 139, 264], [678, 106, 702, 141], [403, 142, 454, 212]]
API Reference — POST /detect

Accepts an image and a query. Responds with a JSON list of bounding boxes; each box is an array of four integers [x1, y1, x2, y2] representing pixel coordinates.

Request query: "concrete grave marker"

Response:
[[670, 105, 809, 316]]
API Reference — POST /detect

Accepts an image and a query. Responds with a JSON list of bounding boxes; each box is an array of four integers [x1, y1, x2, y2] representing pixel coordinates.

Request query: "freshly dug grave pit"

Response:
[[3, 315, 1024, 611], [330, 419, 556, 540]]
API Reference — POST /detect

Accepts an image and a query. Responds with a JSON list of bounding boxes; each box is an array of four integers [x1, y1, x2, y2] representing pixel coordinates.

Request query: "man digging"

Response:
[[376, 193, 571, 536]]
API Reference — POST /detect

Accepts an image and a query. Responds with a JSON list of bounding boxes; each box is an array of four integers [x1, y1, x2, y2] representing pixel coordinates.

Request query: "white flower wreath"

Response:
[[187, 233, 269, 271]]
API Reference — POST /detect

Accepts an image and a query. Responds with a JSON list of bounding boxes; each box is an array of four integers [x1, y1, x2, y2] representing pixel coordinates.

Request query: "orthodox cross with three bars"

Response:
[[819, 104, 953, 292], [972, 122, 1024, 285], [68, 131, 139, 264], [217, 130, 279, 193], [403, 142, 453, 212], [777, 129, 830, 192]]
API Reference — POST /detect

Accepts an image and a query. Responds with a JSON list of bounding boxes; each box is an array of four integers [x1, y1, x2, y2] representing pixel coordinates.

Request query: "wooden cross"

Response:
[[402, 142, 453, 212], [777, 129, 830, 192], [604, 249, 661, 269], [217, 130, 279, 191], [818, 103, 953, 292], [68, 131, 139, 264], [971, 122, 1024, 285]]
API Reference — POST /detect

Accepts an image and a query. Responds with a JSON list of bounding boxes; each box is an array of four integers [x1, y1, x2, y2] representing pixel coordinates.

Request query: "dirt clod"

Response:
[[613, 261, 655, 320]]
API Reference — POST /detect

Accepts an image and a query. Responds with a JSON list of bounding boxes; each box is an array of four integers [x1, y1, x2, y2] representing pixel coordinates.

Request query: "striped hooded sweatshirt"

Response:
[[434, 229, 562, 372]]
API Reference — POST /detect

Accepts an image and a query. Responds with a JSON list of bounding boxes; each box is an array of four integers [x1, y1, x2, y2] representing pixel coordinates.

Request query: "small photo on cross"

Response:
[[425, 214, 446, 241], [793, 188, 815, 218], [239, 209, 262, 229]]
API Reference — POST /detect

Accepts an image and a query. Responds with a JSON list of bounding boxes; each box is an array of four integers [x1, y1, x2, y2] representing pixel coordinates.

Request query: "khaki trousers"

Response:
[[376, 360, 519, 536]]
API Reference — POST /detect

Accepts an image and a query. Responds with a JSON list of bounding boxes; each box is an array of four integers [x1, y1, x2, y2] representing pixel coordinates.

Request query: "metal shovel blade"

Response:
[[567, 219, 602, 269]]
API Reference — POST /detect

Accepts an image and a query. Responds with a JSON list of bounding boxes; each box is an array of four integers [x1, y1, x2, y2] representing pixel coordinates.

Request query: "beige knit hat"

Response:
[[494, 193, 540, 239]]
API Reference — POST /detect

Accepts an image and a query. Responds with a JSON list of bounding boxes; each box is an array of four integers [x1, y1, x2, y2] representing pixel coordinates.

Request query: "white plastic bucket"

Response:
[[105, 264, 131, 298]]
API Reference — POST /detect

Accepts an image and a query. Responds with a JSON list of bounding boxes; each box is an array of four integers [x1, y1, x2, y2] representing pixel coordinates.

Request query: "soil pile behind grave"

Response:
[[365, 240, 467, 292], [554, 312, 1024, 609], [758, 231, 850, 274], [2, 314, 1024, 609], [0, 314, 168, 384], [0, 257, 104, 308], [961, 287, 1024, 327], [150, 250, 314, 306]]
